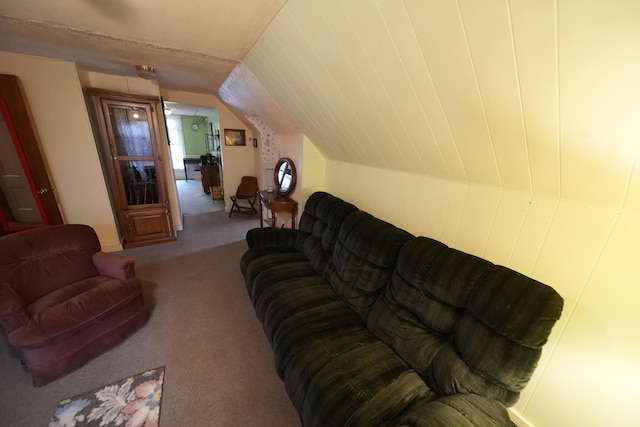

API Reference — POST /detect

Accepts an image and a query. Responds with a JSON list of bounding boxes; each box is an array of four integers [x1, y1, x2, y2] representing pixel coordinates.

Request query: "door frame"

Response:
[[87, 88, 176, 248], [0, 74, 63, 236]]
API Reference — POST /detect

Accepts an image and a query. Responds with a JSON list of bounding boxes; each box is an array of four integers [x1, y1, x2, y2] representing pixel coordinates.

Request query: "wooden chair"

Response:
[[229, 176, 259, 217]]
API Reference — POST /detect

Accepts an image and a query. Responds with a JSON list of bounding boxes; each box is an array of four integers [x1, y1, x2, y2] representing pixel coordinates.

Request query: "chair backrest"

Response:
[[237, 176, 258, 197], [0, 224, 101, 306]]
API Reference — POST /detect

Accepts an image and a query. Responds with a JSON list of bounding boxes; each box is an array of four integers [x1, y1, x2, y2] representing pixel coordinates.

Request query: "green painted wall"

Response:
[[181, 115, 208, 155]]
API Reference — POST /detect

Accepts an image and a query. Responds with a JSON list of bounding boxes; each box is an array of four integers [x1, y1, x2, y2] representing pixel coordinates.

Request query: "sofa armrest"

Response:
[[0, 282, 29, 334], [246, 227, 298, 251], [92, 251, 136, 280], [398, 393, 512, 427]]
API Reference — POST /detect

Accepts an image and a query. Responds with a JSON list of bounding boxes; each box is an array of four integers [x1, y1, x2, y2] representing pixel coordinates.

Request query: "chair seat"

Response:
[[11, 276, 140, 347], [229, 176, 259, 217], [230, 195, 258, 214]]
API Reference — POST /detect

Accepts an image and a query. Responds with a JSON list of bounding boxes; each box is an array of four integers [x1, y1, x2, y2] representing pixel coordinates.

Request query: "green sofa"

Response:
[[240, 191, 563, 427]]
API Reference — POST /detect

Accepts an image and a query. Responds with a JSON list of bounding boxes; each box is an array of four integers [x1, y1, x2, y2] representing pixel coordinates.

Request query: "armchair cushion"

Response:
[[0, 282, 28, 333], [11, 276, 141, 347], [0, 224, 100, 306], [92, 251, 136, 280]]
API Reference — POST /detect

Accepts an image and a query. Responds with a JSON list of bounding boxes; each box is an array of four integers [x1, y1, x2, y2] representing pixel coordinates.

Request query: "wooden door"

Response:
[[89, 89, 175, 248], [0, 74, 63, 236]]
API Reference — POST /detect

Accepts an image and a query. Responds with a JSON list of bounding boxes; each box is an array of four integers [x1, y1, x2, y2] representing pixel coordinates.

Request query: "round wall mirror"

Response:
[[274, 157, 297, 197]]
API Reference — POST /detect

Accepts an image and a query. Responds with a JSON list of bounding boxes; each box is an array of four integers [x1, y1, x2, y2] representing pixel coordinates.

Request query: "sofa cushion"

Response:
[[271, 291, 363, 373], [10, 275, 142, 347], [294, 338, 433, 427], [243, 252, 309, 301], [397, 393, 512, 427], [263, 283, 434, 426], [256, 276, 335, 343], [368, 236, 564, 406], [251, 259, 322, 318], [428, 265, 564, 405], [295, 192, 358, 274], [367, 237, 488, 374], [324, 211, 413, 319], [241, 192, 358, 290]]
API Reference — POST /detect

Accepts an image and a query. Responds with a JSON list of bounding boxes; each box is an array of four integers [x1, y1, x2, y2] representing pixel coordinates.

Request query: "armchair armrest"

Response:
[[398, 393, 512, 427], [246, 227, 298, 251], [0, 282, 29, 334], [92, 251, 136, 280]]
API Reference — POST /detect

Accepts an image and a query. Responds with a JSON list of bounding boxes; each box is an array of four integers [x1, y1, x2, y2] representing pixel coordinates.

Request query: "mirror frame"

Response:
[[274, 157, 297, 197]]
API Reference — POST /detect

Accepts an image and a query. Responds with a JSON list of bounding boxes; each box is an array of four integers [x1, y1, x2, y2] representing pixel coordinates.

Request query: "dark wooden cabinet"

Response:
[[200, 162, 221, 194], [88, 89, 176, 248]]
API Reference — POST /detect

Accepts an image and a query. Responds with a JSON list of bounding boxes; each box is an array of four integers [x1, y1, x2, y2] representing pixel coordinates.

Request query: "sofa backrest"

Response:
[[295, 192, 358, 274], [0, 224, 100, 306], [367, 236, 564, 406], [324, 210, 413, 319]]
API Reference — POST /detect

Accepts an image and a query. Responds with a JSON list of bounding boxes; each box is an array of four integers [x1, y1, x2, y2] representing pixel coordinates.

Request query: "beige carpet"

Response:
[[176, 178, 226, 216], [0, 212, 300, 426]]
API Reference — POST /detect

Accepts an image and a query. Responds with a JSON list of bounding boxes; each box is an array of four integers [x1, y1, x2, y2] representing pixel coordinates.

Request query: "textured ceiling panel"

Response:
[[0, 0, 286, 59], [0, 16, 236, 92], [218, 63, 300, 134], [0, 0, 286, 93]]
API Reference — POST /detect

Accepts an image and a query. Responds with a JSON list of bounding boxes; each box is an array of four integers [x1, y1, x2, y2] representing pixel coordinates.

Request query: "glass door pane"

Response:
[[119, 161, 159, 206], [108, 104, 154, 157]]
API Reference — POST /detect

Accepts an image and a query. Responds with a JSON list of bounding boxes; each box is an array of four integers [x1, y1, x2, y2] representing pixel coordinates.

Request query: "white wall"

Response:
[[0, 51, 121, 251], [300, 135, 326, 207], [325, 160, 640, 426]]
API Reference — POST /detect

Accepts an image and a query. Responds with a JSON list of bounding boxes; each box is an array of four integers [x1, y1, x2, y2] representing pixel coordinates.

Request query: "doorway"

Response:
[[163, 102, 225, 216], [0, 74, 63, 235]]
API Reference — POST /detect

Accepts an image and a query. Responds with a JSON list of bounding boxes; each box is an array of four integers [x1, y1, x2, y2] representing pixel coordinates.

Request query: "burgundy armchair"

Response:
[[0, 224, 150, 385]]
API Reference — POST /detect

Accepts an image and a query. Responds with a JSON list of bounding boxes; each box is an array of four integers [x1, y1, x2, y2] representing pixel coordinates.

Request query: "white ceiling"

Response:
[[163, 101, 216, 118], [0, 0, 287, 94]]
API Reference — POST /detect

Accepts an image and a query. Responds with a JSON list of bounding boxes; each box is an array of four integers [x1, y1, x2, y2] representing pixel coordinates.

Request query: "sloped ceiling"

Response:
[[244, 0, 640, 208]]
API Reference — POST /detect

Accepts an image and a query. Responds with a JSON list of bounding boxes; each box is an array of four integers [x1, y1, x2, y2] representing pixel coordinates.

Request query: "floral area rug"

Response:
[[49, 367, 165, 427]]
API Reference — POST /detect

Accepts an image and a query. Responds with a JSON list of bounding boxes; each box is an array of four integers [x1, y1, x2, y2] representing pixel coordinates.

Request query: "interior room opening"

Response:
[[163, 102, 225, 216]]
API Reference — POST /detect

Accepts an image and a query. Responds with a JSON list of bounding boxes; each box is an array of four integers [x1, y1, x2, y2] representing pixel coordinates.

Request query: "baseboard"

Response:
[[509, 408, 533, 427]]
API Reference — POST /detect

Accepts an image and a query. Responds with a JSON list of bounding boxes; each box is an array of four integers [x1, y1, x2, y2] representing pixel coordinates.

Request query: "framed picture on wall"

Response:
[[224, 129, 246, 146]]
